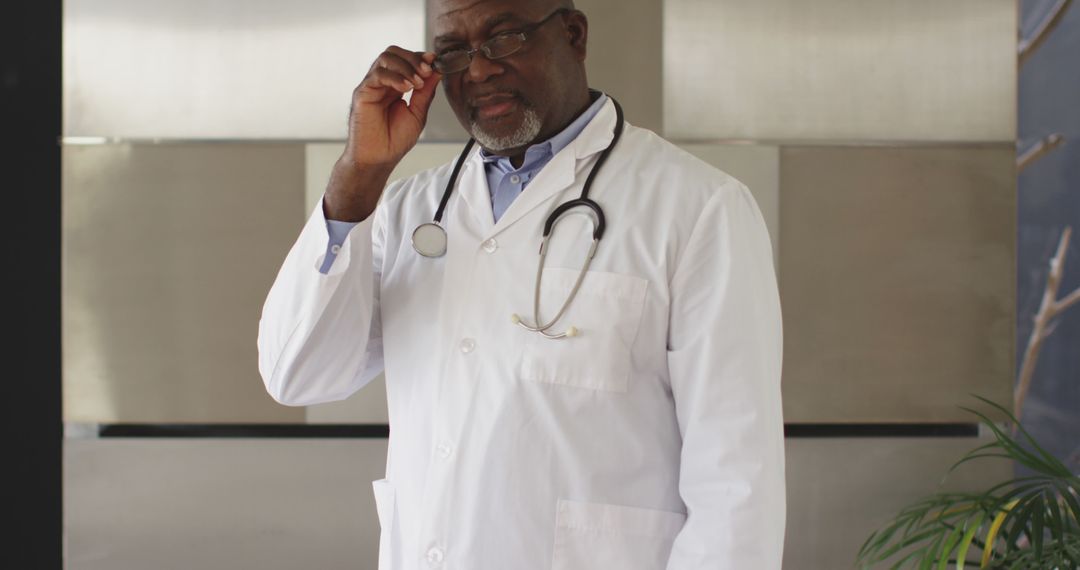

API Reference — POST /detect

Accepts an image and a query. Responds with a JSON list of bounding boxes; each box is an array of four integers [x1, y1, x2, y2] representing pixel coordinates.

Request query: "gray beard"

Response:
[[470, 106, 542, 152]]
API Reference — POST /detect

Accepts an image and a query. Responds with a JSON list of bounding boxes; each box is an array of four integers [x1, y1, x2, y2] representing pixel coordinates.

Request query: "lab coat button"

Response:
[[460, 338, 476, 353], [436, 442, 453, 459], [425, 547, 444, 566], [482, 238, 498, 253]]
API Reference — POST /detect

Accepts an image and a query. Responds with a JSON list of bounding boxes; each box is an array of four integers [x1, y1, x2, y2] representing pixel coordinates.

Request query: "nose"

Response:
[[464, 51, 504, 83]]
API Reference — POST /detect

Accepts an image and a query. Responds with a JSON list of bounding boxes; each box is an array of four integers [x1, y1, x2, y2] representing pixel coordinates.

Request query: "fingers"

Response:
[[407, 60, 442, 125], [385, 46, 435, 83], [362, 47, 435, 94]]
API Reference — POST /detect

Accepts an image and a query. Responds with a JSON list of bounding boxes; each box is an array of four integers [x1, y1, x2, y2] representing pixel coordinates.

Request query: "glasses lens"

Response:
[[434, 51, 470, 74], [483, 33, 525, 60]]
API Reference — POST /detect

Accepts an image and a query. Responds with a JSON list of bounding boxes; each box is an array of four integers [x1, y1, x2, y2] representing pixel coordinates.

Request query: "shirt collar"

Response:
[[479, 91, 609, 167]]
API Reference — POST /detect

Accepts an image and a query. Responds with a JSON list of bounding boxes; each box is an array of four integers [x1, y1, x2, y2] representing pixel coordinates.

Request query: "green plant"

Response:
[[856, 397, 1080, 569]]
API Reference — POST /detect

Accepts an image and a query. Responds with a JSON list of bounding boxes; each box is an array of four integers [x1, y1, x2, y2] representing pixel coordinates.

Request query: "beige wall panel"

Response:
[[678, 144, 780, 264], [305, 143, 464, 213], [577, 0, 662, 133], [63, 144, 306, 423], [665, 0, 1017, 142], [779, 147, 1015, 423], [784, 435, 1011, 569], [65, 438, 389, 570], [304, 143, 463, 423], [421, 0, 662, 140], [64, 0, 424, 139], [63, 435, 1008, 570]]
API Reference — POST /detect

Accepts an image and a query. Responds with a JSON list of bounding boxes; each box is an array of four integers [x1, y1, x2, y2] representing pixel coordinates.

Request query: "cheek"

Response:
[[440, 78, 464, 108], [439, 78, 473, 125]]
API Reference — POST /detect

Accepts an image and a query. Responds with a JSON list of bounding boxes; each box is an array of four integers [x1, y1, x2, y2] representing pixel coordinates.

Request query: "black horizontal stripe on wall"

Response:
[[784, 423, 979, 438], [98, 424, 391, 438], [94, 423, 978, 438]]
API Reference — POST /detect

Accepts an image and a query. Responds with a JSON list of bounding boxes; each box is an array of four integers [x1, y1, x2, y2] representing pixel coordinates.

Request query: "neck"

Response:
[[501, 89, 596, 169]]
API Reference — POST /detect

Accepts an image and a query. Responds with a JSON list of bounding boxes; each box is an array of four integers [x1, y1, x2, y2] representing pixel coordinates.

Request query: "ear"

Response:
[[564, 10, 588, 60]]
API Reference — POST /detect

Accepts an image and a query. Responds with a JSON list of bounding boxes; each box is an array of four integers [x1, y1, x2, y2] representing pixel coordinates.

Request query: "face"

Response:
[[429, 0, 589, 154]]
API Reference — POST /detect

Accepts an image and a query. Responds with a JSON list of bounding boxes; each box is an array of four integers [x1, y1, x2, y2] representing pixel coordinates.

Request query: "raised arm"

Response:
[[257, 46, 441, 405]]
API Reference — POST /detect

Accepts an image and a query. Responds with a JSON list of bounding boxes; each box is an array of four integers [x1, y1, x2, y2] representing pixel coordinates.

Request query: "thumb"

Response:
[[408, 73, 441, 126]]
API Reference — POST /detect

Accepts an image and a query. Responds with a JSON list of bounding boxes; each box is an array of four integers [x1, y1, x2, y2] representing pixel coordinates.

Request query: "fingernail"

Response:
[[413, 74, 424, 87], [420, 62, 432, 74]]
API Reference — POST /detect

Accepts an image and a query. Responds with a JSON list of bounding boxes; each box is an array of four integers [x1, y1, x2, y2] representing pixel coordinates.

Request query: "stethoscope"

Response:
[[411, 97, 624, 340]]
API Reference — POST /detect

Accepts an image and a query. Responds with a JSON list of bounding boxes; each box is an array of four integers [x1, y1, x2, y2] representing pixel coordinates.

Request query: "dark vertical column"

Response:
[[1, 1, 62, 568]]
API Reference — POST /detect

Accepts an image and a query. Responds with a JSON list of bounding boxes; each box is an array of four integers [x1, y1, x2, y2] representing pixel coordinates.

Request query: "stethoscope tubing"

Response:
[[418, 96, 625, 339]]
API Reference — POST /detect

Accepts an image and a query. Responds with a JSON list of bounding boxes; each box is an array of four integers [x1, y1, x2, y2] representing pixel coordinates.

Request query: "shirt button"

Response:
[[436, 441, 453, 459], [460, 338, 476, 353], [426, 547, 444, 566], [509, 174, 521, 184], [330, 244, 341, 254], [482, 238, 498, 253]]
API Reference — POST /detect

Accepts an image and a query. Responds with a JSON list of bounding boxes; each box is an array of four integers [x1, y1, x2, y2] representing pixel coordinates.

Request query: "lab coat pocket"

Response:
[[551, 499, 686, 570], [519, 268, 647, 392], [371, 478, 397, 570]]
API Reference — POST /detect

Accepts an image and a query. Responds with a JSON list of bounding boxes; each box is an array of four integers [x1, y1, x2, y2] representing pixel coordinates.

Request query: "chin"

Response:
[[469, 106, 543, 152]]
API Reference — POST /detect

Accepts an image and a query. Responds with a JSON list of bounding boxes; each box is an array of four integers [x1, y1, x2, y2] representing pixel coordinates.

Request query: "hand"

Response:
[[324, 46, 442, 222], [347, 46, 441, 168]]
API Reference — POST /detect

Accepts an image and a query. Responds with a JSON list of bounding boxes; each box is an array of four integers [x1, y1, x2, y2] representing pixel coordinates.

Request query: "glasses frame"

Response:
[[433, 8, 571, 75]]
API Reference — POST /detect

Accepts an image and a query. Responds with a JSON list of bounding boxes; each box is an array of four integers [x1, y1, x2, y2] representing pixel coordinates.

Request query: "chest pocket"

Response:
[[518, 267, 648, 393]]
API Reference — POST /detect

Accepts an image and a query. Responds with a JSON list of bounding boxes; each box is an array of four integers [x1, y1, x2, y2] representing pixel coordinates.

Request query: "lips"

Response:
[[469, 92, 520, 120]]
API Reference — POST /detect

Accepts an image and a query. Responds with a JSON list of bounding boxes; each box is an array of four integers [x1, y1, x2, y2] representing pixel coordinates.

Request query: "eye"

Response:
[[435, 45, 465, 57], [490, 30, 522, 40]]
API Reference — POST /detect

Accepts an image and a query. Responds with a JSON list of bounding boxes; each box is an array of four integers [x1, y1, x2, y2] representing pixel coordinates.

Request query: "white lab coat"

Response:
[[258, 98, 785, 570]]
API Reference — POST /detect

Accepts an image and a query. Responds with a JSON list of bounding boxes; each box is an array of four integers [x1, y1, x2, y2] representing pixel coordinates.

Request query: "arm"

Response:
[[257, 197, 386, 405], [664, 182, 786, 569], [257, 45, 441, 405]]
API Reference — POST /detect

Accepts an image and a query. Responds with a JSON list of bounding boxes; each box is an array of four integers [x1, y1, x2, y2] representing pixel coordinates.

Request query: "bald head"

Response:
[[428, 0, 575, 22], [428, 0, 591, 157]]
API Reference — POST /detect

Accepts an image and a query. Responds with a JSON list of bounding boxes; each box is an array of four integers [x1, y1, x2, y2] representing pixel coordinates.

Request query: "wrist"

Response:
[[322, 157, 393, 222]]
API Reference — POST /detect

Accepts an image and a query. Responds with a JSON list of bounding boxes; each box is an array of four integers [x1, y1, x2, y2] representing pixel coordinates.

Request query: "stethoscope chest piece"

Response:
[[411, 95, 625, 339], [412, 222, 448, 258]]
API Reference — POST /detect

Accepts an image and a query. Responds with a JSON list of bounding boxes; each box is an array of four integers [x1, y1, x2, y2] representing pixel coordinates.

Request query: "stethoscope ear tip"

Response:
[[511, 314, 522, 324]]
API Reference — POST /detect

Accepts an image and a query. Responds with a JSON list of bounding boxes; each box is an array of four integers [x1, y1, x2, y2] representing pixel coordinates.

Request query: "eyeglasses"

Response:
[[433, 9, 570, 75]]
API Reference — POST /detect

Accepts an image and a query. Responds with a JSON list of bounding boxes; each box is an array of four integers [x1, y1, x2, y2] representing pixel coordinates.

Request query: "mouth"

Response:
[[469, 92, 521, 121]]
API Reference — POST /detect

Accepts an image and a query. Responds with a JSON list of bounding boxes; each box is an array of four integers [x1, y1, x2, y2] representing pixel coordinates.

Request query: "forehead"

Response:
[[429, 0, 551, 37]]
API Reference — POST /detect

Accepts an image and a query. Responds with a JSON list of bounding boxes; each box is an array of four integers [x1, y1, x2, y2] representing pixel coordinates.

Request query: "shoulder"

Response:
[[381, 159, 456, 209], [618, 124, 748, 198], [612, 123, 753, 224]]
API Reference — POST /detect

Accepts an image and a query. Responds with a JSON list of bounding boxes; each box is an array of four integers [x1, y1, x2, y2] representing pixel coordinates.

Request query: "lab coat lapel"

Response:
[[456, 150, 496, 237], [488, 99, 618, 238]]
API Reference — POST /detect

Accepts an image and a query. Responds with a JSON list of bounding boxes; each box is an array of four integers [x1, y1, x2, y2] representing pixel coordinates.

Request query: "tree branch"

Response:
[[1015, 227, 1073, 422], [1017, 134, 1065, 172], [1019, 0, 1074, 65]]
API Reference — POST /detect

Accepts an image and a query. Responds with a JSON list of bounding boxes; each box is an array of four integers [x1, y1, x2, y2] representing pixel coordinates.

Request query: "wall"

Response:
[[61, 1, 1020, 569]]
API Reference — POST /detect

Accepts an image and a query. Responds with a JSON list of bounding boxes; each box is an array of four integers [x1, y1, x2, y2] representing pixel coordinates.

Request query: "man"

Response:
[[258, 0, 786, 568]]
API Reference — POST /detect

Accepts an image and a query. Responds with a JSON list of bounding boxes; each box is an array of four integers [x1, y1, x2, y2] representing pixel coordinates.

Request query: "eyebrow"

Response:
[[433, 11, 527, 46]]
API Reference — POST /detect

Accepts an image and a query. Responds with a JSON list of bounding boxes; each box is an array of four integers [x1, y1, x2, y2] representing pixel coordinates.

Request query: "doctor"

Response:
[[258, 0, 785, 568]]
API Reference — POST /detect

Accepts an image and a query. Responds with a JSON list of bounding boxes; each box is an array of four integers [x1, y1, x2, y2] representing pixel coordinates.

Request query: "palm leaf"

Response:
[[856, 398, 1080, 569], [954, 512, 985, 569]]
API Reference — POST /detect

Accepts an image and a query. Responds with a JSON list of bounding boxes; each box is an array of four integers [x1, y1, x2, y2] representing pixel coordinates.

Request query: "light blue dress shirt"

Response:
[[319, 93, 608, 274]]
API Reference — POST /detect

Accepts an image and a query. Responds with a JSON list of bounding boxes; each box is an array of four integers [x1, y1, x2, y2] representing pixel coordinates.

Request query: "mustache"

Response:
[[466, 89, 532, 108]]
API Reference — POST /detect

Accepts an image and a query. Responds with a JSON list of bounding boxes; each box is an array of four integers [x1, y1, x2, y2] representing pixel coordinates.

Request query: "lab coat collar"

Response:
[[458, 96, 619, 240]]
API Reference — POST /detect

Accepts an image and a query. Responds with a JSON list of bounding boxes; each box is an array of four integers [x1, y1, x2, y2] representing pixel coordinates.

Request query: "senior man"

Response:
[[258, 0, 786, 568]]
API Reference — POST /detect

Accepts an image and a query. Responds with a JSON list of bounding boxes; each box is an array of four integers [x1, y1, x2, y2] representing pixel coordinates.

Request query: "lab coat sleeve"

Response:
[[257, 197, 386, 406], [664, 182, 786, 569]]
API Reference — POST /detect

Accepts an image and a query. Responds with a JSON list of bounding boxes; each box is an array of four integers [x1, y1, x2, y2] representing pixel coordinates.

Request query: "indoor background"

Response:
[[37, 0, 1079, 568]]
